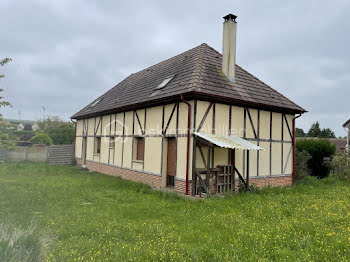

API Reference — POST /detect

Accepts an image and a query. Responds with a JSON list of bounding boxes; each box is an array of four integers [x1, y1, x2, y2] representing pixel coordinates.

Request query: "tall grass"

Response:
[[0, 221, 53, 262]]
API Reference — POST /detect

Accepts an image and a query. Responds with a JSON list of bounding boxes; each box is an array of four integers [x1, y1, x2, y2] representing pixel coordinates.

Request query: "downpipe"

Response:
[[292, 112, 302, 184], [180, 94, 191, 195]]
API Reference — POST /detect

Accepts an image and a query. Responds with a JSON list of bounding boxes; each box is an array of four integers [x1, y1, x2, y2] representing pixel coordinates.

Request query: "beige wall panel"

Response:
[[271, 142, 282, 175], [231, 106, 244, 137], [115, 113, 124, 136], [124, 111, 133, 135], [259, 142, 270, 177], [114, 138, 123, 166], [246, 109, 258, 139], [272, 113, 282, 140], [110, 114, 116, 135], [249, 141, 258, 177], [95, 117, 103, 136], [87, 118, 95, 136], [75, 137, 82, 158], [86, 137, 94, 160], [145, 106, 162, 135], [133, 161, 143, 171], [235, 149, 244, 177], [177, 137, 188, 179], [283, 143, 293, 174], [122, 137, 132, 168], [144, 137, 162, 174], [100, 137, 109, 163], [93, 155, 99, 162], [196, 101, 213, 134], [76, 120, 83, 136], [195, 146, 208, 169], [283, 114, 294, 142], [215, 104, 230, 135], [134, 109, 145, 136], [259, 111, 270, 140], [213, 147, 229, 167], [178, 101, 194, 135], [101, 115, 110, 136], [164, 104, 177, 135]]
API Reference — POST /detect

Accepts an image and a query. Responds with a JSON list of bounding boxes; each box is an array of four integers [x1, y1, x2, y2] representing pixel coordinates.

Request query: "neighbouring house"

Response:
[[32, 122, 39, 131], [344, 119, 350, 154], [17, 123, 24, 131], [72, 14, 306, 195]]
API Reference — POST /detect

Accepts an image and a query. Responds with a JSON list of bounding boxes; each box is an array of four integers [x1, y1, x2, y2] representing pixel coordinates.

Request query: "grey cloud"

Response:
[[0, 0, 349, 136]]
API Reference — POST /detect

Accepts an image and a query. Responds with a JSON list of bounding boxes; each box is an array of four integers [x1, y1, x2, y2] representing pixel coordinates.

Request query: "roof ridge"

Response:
[[190, 43, 207, 90]]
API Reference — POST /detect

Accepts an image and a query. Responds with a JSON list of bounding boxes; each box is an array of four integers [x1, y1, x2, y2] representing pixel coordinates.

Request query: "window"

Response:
[[109, 137, 115, 149], [133, 137, 144, 161], [90, 98, 102, 107], [156, 75, 175, 90], [94, 137, 101, 155]]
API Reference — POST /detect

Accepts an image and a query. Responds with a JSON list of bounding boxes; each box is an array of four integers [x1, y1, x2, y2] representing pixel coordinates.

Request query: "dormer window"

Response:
[[156, 75, 175, 90]]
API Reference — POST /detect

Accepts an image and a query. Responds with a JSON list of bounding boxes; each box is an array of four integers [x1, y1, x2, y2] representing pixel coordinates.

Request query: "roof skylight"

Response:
[[90, 99, 101, 107], [156, 75, 175, 90]]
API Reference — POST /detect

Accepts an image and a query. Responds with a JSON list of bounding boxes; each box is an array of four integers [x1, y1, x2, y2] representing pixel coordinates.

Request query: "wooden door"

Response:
[[166, 138, 176, 187]]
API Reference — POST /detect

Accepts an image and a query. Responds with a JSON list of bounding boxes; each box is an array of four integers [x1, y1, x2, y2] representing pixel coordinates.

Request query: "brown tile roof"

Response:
[[72, 43, 306, 119], [343, 119, 350, 128]]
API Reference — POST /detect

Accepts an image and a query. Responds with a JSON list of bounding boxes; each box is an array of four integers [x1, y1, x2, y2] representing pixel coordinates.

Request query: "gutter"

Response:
[[292, 112, 303, 184], [180, 94, 191, 195]]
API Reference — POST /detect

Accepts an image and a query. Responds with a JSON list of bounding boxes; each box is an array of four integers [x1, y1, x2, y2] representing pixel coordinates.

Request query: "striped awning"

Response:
[[194, 132, 264, 151]]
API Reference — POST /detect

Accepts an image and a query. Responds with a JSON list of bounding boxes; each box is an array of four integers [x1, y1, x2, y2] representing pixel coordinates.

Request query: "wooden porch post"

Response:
[[206, 145, 211, 192], [192, 135, 197, 196], [246, 150, 250, 190]]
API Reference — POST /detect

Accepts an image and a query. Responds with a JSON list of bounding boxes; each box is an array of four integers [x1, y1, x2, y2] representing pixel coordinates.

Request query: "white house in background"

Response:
[[344, 119, 350, 154], [32, 123, 39, 131], [17, 123, 24, 131]]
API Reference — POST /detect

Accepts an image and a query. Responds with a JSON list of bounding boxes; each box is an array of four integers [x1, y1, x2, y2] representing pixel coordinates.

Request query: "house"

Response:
[[343, 119, 350, 154], [17, 123, 24, 131], [32, 122, 39, 131], [72, 14, 306, 195]]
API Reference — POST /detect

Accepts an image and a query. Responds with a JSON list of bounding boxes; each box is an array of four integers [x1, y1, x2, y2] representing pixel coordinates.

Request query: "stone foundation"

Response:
[[77, 159, 290, 195]]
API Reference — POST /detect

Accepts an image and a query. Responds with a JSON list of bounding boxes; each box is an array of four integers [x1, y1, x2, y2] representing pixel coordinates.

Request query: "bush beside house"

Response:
[[296, 139, 336, 179]]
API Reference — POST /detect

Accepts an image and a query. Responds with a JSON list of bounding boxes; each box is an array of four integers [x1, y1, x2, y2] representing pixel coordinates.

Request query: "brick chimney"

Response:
[[222, 14, 237, 82]]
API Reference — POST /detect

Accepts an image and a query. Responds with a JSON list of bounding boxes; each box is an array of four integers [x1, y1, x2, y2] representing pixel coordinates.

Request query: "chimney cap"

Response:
[[223, 14, 237, 22]]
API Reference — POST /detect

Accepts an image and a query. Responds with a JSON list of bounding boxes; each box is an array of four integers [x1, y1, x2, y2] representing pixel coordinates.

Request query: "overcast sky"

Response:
[[1, 0, 349, 136]]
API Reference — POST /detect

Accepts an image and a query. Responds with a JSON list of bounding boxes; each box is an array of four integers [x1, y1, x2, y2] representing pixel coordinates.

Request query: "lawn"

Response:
[[1, 162, 350, 261]]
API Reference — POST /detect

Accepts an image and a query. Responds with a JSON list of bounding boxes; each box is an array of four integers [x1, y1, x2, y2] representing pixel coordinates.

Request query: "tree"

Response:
[[0, 58, 11, 121], [295, 128, 306, 137], [37, 115, 66, 132], [48, 124, 75, 145], [0, 58, 13, 151], [307, 122, 322, 137], [29, 134, 53, 146], [307, 121, 336, 139]]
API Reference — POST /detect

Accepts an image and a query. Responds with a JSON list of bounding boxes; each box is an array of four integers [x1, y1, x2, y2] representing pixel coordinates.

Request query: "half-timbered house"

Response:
[[344, 119, 350, 154], [72, 14, 306, 195]]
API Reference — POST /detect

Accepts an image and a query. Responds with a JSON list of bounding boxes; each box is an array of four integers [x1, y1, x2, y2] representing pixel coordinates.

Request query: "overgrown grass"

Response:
[[1, 162, 350, 261]]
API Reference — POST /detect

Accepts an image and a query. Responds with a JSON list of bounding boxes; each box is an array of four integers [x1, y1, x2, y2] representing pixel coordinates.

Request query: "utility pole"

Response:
[[18, 110, 21, 121]]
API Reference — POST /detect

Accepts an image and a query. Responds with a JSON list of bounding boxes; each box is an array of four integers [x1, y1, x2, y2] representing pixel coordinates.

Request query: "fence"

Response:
[[3, 144, 74, 164]]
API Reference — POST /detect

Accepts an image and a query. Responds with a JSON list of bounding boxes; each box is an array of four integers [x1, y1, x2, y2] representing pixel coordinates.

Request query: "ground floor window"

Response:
[[133, 137, 144, 161], [94, 137, 101, 155]]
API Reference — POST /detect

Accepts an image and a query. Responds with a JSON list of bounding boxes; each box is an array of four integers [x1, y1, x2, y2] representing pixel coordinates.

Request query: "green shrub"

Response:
[[48, 124, 74, 145], [29, 134, 53, 146], [324, 153, 350, 180], [295, 150, 311, 180], [296, 139, 336, 178]]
